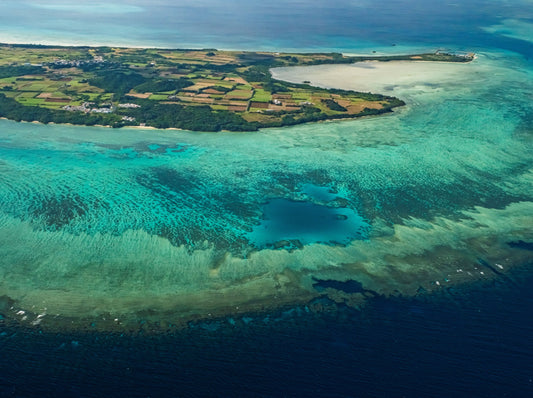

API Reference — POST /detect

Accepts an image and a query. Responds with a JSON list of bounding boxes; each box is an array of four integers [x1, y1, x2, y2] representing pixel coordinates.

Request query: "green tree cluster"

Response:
[[123, 101, 258, 131], [0, 65, 45, 79], [133, 78, 194, 93], [322, 99, 348, 112], [88, 69, 146, 95]]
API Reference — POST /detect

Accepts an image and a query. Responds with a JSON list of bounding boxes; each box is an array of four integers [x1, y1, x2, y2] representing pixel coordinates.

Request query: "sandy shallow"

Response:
[[271, 59, 478, 100]]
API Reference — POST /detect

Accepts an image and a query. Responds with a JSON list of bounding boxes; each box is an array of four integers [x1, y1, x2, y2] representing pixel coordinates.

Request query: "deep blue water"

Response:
[[1, 265, 532, 397]]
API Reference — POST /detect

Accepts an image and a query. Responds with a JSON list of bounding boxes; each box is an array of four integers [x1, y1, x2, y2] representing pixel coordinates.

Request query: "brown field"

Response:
[[224, 94, 252, 100], [160, 72, 187, 78], [227, 105, 247, 112], [272, 94, 292, 99], [283, 100, 298, 106], [250, 101, 269, 109], [203, 88, 225, 95], [229, 101, 248, 106], [180, 97, 213, 104], [127, 92, 152, 99], [184, 82, 217, 91], [216, 100, 249, 106], [45, 98, 70, 103], [344, 101, 384, 114], [36, 92, 53, 99], [224, 76, 249, 85]]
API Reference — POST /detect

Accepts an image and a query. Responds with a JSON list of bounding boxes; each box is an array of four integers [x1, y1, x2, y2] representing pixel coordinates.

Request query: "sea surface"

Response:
[[0, 1, 532, 396]]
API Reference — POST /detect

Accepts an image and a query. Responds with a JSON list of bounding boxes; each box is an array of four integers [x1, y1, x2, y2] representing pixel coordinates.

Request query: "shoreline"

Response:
[[0, 107, 403, 134], [0, 43, 475, 132], [0, 38, 444, 57]]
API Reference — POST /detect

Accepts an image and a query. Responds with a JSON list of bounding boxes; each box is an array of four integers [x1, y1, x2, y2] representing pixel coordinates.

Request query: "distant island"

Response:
[[0, 44, 473, 131]]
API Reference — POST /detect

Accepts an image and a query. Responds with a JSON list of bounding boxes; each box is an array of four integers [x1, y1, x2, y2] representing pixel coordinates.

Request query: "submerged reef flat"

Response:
[[0, 44, 473, 131], [0, 50, 531, 332]]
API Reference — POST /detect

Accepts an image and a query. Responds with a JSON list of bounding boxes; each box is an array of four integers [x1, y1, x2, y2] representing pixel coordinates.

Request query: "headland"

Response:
[[0, 44, 473, 131]]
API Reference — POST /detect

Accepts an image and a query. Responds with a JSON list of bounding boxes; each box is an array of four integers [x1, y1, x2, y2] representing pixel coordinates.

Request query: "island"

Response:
[[0, 44, 473, 131]]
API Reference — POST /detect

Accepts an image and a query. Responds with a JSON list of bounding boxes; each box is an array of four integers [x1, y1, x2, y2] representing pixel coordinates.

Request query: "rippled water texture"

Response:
[[0, 49, 531, 329]]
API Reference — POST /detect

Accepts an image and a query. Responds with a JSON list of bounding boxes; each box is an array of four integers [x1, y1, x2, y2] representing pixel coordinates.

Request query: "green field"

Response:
[[251, 89, 271, 102], [149, 94, 170, 100]]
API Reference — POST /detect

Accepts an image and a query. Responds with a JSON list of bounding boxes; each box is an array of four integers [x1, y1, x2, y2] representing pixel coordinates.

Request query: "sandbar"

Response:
[[271, 59, 477, 99]]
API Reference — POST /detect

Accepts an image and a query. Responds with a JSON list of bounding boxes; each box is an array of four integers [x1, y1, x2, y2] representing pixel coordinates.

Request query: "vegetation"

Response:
[[322, 99, 348, 112], [0, 93, 124, 127], [88, 69, 146, 95], [0, 44, 473, 131], [133, 78, 194, 93], [0, 65, 45, 79]]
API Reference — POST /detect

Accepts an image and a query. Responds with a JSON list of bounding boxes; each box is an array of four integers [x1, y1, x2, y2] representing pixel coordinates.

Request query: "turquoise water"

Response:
[[0, 1, 532, 328], [246, 198, 369, 248], [0, 49, 531, 326]]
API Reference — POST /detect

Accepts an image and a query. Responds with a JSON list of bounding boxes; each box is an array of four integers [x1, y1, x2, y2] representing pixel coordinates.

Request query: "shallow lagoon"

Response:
[[0, 50, 531, 330]]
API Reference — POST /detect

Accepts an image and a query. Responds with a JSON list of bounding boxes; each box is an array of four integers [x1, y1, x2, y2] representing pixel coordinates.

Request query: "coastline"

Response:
[[0, 36, 446, 56], [1, 109, 403, 134], [0, 43, 476, 132], [0, 117, 187, 132], [0, 44, 411, 132]]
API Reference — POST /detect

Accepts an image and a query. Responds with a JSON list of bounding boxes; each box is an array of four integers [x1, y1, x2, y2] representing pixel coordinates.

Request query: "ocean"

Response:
[[0, 0, 532, 396]]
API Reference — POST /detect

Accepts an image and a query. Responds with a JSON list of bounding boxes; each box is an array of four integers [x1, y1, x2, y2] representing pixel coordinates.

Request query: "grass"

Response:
[[16, 97, 44, 105], [210, 104, 228, 111], [242, 112, 278, 123], [225, 89, 253, 99], [85, 93, 102, 100], [290, 91, 313, 101], [0, 77, 16, 84], [16, 91, 39, 98], [251, 89, 271, 102], [149, 94, 170, 100]]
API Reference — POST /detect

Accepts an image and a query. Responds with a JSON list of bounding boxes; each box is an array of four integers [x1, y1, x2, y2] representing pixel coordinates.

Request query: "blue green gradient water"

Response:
[[0, 49, 531, 327], [1, 0, 532, 57], [0, 0, 532, 329]]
